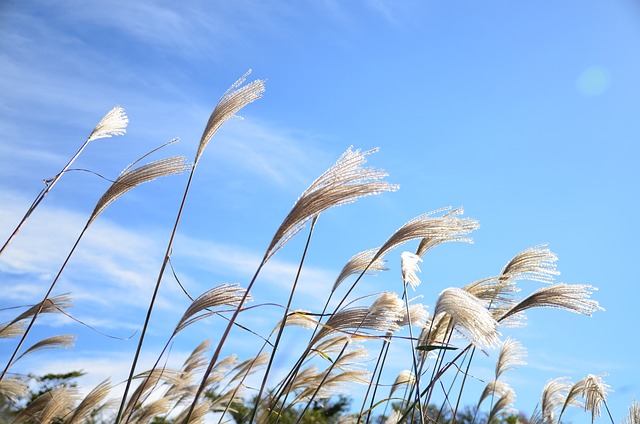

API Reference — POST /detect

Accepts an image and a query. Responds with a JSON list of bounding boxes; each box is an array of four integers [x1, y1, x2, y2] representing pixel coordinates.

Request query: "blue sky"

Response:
[[1, 0, 639, 421]]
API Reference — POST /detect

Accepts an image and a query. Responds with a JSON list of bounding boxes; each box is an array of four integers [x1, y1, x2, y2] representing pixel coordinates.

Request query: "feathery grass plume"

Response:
[[401, 252, 422, 290], [373, 207, 479, 263], [87, 105, 129, 142], [89, 155, 190, 224], [121, 368, 183, 420], [499, 243, 559, 284], [203, 354, 238, 387], [333, 248, 388, 292], [228, 353, 270, 385], [16, 334, 76, 361], [130, 397, 172, 423], [311, 294, 404, 346], [486, 387, 516, 424], [66, 379, 112, 424], [390, 370, 416, 397], [463, 277, 519, 307], [271, 310, 319, 335], [195, 70, 265, 163], [266, 147, 399, 261], [622, 399, 640, 424], [0, 106, 128, 257], [433, 287, 500, 349], [478, 380, 513, 407], [4, 294, 73, 329], [499, 283, 604, 322], [0, 377, 28, 401], [14, 385, 78, 424], [396, 302, 428, 328], [386, 409, 403, 424], [0, 321, 25, 338], [174, 284, 252, 335], [583, 373, 612, 423], [414, 207, 474, 256], [175, 399, 213, 424], [559, 376, 587, 420], [490, 305, 527, 328], [539, 377, 571, 423], [495, 337, 527, 379]]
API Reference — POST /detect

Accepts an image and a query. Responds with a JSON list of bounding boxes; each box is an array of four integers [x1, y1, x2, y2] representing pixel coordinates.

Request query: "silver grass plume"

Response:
[[203, 354, 238, 387], [14, 386, 77, 424], [490, 305, 527, 328], [16, 334, 76, 361], [463, 278, 519, 309], [390, 370, 415, 397], [195, 70, 265, 163], [540, 377, 571, 424], [499, 283, 604, 322], [386, 409, 403, 424], [495, 337, 527, 379], [228, 353, 270, 385], [174, 284, 251, 335], [89, 156, 190, 224], [559, 377, 587, 419], [165, 340, 212, 400], [175, 399, 213, 424], [311, 293, 404, 345], [271, 310, 318, 335], [266, 147, 398, 260], [333, 248, 388, 292], [313, 334, 353, 357], [478, 380, 513, 408], [401, 251, 422, 290], [433, 287, 500, 349], [486, 387, 516, 424], [5, 294, 73, 328], [66, 379, 112, 424], [622, 399, 640, 424], [122, 368, 183, 419], [415, 207, 474, 256], [0, 377, 28, 402], [130, 397, 171, 423], [0, 321, 25, 338], [374, 207, 479, 263], [583, 373, 611, 422], [499, 244, 559, 284], [396, 302, 428, 328], [87, 106, 129, 142]]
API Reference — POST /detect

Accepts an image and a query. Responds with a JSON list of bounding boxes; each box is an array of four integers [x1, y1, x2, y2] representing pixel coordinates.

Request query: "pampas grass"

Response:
[[3, 74, 634, 424]]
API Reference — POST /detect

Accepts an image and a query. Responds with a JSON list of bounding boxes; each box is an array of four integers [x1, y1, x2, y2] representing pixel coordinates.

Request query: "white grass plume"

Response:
[[390, 370, 415, 397], [499, 283, 604, 322], [374, 207, 479, 263], [266, 147, 398, 260], [415, 207, 475, 256], [66, 379, 112, 424], [89, 156, 190, 224], [583, 373, 611, 422], [433, 287, 500, 349], [495, 337, 527, 379], [195, 70, 265, 163], [499, 243, 559, 284], [401, 251, 422, 290], [333, 248, 388, 292], [16, 334, 76, 361], [87, 106, 129, 142], [312, 293, 404, 345], [0, 377, 28, 402], [623, 399, 640, 424], [174, 284, 251, 335]]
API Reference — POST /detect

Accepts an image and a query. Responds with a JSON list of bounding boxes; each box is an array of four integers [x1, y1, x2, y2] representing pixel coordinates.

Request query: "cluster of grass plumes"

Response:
[[0, 72, 636, 424]]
